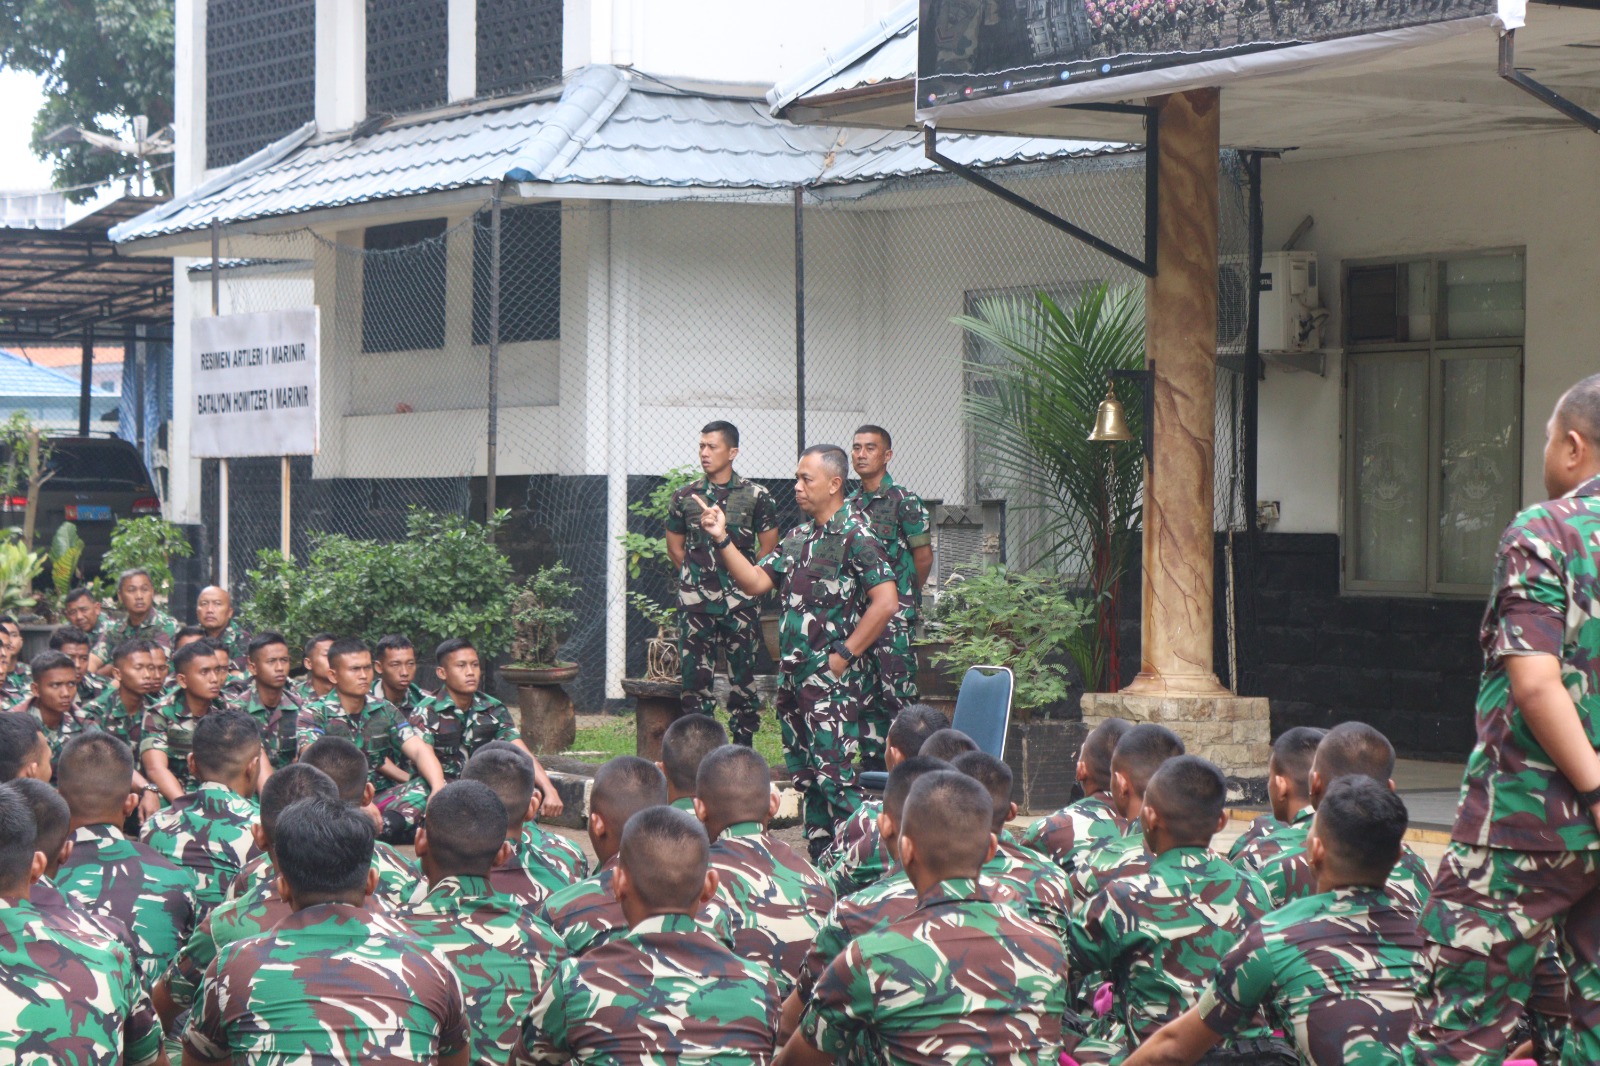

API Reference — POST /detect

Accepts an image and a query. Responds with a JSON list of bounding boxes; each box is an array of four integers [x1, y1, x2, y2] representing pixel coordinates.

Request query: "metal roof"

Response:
[[768, 2, 917, 115], [0, 348, 115, 397], [112, 65, 1125, 248]]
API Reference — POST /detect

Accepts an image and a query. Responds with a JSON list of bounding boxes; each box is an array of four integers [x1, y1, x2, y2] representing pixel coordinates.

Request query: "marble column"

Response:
[[1125, 88, 1231, 697]]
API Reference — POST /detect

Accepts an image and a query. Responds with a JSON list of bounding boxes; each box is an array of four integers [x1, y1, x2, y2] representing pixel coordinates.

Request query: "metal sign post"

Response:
[[211, 220, 228, 588]]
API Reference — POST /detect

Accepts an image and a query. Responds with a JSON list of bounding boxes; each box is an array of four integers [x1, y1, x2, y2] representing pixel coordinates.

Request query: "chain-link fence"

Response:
[[201, 148, 1256, 709]]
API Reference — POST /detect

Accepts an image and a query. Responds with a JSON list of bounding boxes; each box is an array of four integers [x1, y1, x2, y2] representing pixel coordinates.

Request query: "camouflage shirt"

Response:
[[666, 470, 780, 615], [1022, 791, 1132, 877], [227, 842, 423, 911], [525, 821, 590, 882], [0, 898, 164, 1066], [412, 689, 520, 779], [163, 874, 294, 1011], [819, 797, 893, 896], [846, 472, 932, 620], [757, 506, 895, 685], [1456, 472, 1600, 851], [987, 831, 1073, 946], [398, 875, 569, 1066], [1226, 813, 1282, 864], [1198, 887, 1426, 1065], [493, 822, 590, 908], [799, 871, 921, 1005], [1231, 804, 1314, 873], [515, 911, 780, 1066], [1070, 822, 1149, 904], [141, 781, 261, 912], [87, 684, 154, 749], [296, 691, 422, 792], [58, 822, 199, 990], [538, 859, 726, 957], [372, 678, 434, 716], [1071, 846, 1272, 1051], [186, 902, 469, 1065], [17, 694, 101, 763], [804, 877, 1069, 1065], [1258, 839, 1435, 914], [78, 670, 109, 704], [708, 820, 836, 993], [31, 873, 140, 959], [139, 691, 228, 793], [225, 683, 305, 769], [207, 618, 253, 674], [92, 608, 179, 663]]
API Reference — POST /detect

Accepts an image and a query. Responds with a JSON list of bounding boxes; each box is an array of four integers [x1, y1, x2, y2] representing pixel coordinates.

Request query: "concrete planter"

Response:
[[621, 677, 684, 761], [504, 663, 579, 755]]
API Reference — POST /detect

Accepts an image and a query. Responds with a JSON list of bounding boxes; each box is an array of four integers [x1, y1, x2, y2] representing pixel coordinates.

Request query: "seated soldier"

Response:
[[87, 638, 163, 749], [400, 780, 569, 1066], [0, 711, 50, 782], [820, 703, 948, 895], [0, 632, 20, 706], [697, 744, 835, 993], [289, 632, 336, 704], [14, 650, 99, 771], [1023, 717, 1133, 875], [1257, 722, 1433, 912], [1071, 724, 1187, 903], [373, 633, 431, 713], [0, 785, 164, 1066], [90, 569, 179, 674], [516, 805, 780, 1065], [1229, 727, 1326, 872], [50, 623, 106, 704], [225, 632, 306, 773], [153, 762, 341, 1031], [195, 585, 250, 677], [294, 637, 446, 844], [11, 777, 139, 958], [953, 750, 1072, 945], [183, 796, 470, 1066], [919, 727, 978, 762], [538, 755, 673, 955], [65, 585, 110, 656], [1127, 776, 1425, 1066], [227, 736, 421, 908], [1070, 756, 1276, 1065], [782, 770, 1069, 1065], [140, 640, 229, 802], [783, 754, 950, 1048], [141, 709, 263, 912], [464, 743, 586, 906], [174, 624, 208, 653], [658, 712, 730, 811], [56, 732, 199, 990], [0, 614, 24, 693]]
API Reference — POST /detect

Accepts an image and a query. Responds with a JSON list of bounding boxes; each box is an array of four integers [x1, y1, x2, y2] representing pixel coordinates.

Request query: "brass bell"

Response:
[[1088, 384, 1135, 443]]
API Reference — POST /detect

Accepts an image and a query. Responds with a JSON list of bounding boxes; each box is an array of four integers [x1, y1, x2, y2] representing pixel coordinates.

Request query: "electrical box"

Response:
[[1258, 251, 1323, 353]]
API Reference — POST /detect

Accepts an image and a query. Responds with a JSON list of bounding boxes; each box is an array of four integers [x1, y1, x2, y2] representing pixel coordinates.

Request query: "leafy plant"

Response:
[[619, 465, 700, 580], [0, 533, 46, 613], [245, 509, 519, 659], [924, 566, 1093, 717], [954, 283, 1146, 691], [627, 590, 677, 633], [0, 411, 56, 550], [93, 515, 192, 600], [510, 564, 581, 667], [50, 521, 84, 599]]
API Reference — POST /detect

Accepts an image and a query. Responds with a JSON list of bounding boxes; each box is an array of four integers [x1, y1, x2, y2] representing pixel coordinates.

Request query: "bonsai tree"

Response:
[[617, 465, 699, 635], [509, 564, 580, 669]]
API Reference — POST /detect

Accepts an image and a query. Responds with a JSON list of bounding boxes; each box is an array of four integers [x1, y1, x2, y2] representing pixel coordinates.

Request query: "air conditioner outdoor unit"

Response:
[[1259, 250, 1326, 354]]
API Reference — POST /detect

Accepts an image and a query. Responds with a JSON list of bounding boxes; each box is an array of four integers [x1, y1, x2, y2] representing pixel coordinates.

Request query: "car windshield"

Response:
[[38, 442, 150, 487]]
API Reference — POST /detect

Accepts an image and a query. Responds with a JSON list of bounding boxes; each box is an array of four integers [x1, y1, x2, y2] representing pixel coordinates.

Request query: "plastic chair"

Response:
[[858, 665, 1014, 792]]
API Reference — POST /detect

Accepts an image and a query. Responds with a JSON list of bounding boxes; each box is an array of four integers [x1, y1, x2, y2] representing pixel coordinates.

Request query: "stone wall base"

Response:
[[1080, 692, 1270, 804]]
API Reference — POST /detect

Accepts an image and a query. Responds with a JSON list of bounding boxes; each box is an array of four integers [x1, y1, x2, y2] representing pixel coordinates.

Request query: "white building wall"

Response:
[[1257, 128, 1600, 535]]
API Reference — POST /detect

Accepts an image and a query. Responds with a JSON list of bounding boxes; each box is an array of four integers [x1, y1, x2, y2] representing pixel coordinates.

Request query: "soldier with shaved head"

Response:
[[1229, 726, 1326, 872], [1070, 723, 1187, 902], [1024, 717, 1134, 876]]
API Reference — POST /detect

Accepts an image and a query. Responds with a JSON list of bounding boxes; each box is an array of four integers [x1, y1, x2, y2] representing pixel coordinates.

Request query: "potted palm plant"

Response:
[[503, 564, 580, 753]]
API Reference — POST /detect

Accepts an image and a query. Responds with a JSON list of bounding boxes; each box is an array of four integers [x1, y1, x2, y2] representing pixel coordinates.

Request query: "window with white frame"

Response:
[[1342, 250, 1525, 595]]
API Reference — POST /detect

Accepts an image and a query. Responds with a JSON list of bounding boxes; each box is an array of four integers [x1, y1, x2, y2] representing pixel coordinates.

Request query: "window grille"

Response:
[[206, 0, 315, 169]]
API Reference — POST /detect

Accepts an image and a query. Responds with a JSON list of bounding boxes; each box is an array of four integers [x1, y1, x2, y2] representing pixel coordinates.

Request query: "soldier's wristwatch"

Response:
[[1579, 784, 1600, 808], [712, 535, 732, 550], [830, 641, 856, 664]]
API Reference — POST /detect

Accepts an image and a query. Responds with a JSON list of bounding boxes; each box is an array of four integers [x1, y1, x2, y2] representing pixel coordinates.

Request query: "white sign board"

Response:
[[190, 309, 320, 458]]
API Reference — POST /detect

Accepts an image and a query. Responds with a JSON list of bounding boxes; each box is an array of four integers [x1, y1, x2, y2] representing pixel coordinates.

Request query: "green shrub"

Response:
[[94, 516, 193, 601], [510, 564, 580, 667]]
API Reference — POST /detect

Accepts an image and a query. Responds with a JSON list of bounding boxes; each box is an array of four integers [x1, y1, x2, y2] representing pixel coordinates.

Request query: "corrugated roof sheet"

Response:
[[768, 2, 918, 113], [0, 349, 113, 396]]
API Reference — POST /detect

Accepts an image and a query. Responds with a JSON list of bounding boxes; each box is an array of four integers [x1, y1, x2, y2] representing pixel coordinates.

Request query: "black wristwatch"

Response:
[[712, 534, 732, 550], [831, 641, 856, 664], [1579, 784, 1600, 808]]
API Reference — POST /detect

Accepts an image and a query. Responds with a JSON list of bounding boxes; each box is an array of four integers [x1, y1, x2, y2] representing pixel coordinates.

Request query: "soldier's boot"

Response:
[[724, 606, 762, 748], [678, 612, 720, 716]]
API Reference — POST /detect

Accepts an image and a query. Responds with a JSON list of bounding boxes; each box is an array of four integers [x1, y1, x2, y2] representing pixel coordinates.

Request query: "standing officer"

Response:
[[698, 444, 898, 860], [1408, 373, 1600, 1065], [847, 425, 932, 771], [665, 421, 780, 748]]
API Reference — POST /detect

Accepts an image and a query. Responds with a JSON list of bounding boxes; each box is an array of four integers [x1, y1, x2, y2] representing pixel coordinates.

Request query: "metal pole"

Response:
[[212, 219, 229, 588], [1243, 152, 1264, 532], [794, 187, 806, 456], [77, 327, 93, 435], [486, 195, 502, 518], [280, 456, 292, 559]]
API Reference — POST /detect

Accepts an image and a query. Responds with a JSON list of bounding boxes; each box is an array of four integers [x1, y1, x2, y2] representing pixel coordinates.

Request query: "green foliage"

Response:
[[626, 590, 676, 633], [510, 563, 581, 667], [620, 465, 699, 580], [0, 0, 175, 201], [245, 509, 519, 660], [924, 566, 1092, 716], [954, 283, 1146, 691], [0, 533, 45, 613], [50, 521, 84, 599], [93, 515, 192, 600], [0, 411, 52, 496]]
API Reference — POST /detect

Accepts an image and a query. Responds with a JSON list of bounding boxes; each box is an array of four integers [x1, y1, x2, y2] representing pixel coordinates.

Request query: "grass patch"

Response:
[[569, 706, 787, 768]]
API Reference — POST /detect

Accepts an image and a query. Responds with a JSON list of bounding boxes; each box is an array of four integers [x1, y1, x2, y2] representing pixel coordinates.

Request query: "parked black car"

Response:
[[0, 435, 160, 575]]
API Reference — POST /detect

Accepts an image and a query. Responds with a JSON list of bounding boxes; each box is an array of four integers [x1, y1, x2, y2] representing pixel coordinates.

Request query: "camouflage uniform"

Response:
[[803, 876, 1069, 1064], [207, 618, 252, 675], [1408, 474, 1600, 1066], [16, 693, 102, 763], [411, 689, 520, 779], [1022, 789, 1132, 878], [708, 820, 836, 994], [398, 874, 569, 1066], [845, 472, 931, 770], [0, 672, 25, 706], [757, 506, 895, 856], [31, 873, 141, 959], [538, 858, 726, 957], [819, 796, 893, 896], [514, 911, 779, 1065], [92, 607, 180, 663], [58, 822, 199, 989], [185, 902, 470, 1065], [296, 691, 432, 830], [1231, 804, 1314, 873], [1260, 838, 1435, 912], [1226, 813, 1280, 861], [87, 684, 154, 749], [1069, 845, 1273, 1063], [1070, 821, 1149, 904], [7, 663, 31, 696], [372, 677, 433, 716], [493, 822, 591, 908], [226, 844, 423, 911], [665, 471, 780, 746], [78, 669, 109, 704], [225, 682, 305, 769], [1201, 886, 1426, 1066], [162, 875, 294, 1014], [139, 690, 228, 794], [287, 675, 331, 705], [0, 898, 164, 1066], [988, 830, 1073, 946], [141, 781, 261, 912]]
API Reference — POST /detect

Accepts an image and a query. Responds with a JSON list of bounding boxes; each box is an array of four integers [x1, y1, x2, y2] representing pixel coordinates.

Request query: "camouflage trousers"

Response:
[[678, 604, 762, 746], [858, 616, 919, 773], [776, 665, 865, 861], [1407, 842, 1600, 1066], [374, 777, 430, 844]]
